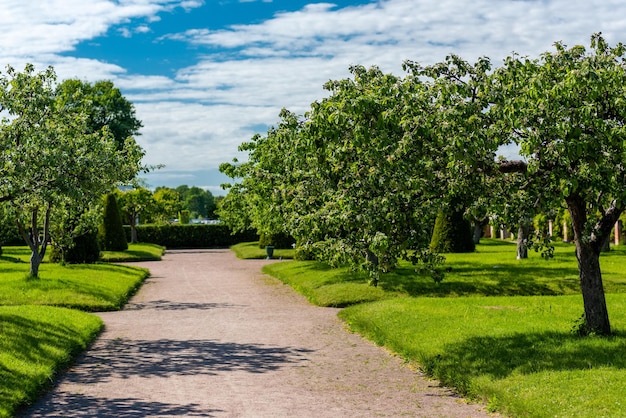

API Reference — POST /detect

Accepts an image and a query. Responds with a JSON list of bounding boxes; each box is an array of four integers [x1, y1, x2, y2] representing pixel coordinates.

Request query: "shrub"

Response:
[[122, 224, 258, 248], [50, 231, 101, 264], [178, 210, 190, 225], [99, 193, 128, 251], [258, 232, 295, 249], [430, 210, 475, 253]]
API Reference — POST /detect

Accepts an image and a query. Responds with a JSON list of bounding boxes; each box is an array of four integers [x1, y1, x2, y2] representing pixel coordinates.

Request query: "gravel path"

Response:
[[22, 249, 491, 417]]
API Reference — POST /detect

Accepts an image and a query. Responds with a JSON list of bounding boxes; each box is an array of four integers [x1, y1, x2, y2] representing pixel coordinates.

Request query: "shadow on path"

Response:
[[123, 299, 244, 311], [67, 338, 314, 385], [23, 394, 220, 418]]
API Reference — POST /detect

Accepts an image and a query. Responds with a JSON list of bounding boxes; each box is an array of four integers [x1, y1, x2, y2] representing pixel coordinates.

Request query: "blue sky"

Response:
[[3, 0, 626, 194]]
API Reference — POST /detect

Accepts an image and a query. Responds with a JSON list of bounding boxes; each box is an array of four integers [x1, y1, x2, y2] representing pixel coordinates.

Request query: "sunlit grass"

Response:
[[0, 257, 148, 311], [339, 295, 626, 417], [100, 243, 165, 262], [262, 238, 626, 416], [0, 244, 153, 414], [231, 241, 295, 260], [0, 305, 102, 417]]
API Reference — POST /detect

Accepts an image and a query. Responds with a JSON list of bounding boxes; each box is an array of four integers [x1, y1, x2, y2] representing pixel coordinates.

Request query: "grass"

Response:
[[0, 306, 103, 417], [261, 239, 626, 417], [100, 242, 165, 262], [231, 241, 295, 260], [0, 243, 155, 416], [0, 254, 149, 311]]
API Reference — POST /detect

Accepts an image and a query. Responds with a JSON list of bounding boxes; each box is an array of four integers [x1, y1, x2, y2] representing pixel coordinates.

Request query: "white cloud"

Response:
[[2, 0, 626, 190]]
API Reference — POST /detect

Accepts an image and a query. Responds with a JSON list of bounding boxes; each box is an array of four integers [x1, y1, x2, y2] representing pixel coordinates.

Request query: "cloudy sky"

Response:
[[2, 0, 626, 194]]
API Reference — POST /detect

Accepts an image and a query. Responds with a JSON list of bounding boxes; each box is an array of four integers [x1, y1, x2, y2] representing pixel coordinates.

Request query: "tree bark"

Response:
[[566, 194, 620, 335], [516, 222, 530, 260], [472, 217, 489, 244]]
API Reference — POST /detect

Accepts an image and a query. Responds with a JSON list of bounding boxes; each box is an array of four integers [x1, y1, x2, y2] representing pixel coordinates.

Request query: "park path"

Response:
[[22, 249, 491, 417]]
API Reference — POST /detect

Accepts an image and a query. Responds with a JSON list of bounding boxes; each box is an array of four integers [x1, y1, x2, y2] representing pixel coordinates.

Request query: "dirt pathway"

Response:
[[23, 249, 491, 417]]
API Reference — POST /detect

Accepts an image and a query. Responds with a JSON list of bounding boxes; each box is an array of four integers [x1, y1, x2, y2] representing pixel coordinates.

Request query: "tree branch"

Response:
[[498, 160, 528, 173]]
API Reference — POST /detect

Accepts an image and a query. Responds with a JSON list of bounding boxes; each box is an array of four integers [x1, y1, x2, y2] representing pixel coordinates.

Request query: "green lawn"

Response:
[[231, 241, 295, 260], [263, 239, 626, 417], [100, 242, 165, 262], [0, 306, 103, 417], [0, 244, 154, 416]]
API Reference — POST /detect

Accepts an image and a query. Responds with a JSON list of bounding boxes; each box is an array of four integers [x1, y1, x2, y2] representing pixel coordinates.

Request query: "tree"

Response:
[[0, 64, 144, 277], [99, 193, 128, 251], [56, 79, 142, 149], [116, 187, 156, 243], [152, 187, 183, 223], [222, 66, 447, 285], [492, 34, 626, 334]]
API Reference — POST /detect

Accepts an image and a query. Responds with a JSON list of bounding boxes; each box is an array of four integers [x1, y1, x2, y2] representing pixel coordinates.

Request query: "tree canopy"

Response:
[[0, 64, 144, 276], [220, 34, 626, 335]]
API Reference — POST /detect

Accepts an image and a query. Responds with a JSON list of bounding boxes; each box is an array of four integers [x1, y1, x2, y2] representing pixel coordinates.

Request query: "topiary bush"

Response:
[[430, 210, 475, 253], [99, 193, 128, 251]]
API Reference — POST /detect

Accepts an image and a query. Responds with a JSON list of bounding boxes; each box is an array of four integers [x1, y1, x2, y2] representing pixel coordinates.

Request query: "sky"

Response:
[[2, 0, 626, 195]]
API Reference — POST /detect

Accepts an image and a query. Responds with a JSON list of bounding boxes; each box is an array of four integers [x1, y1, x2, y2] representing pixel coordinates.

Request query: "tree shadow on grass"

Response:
[[380, 262, 582, 297], [423, 330, 626, 392], [63, 337, 314, 385]]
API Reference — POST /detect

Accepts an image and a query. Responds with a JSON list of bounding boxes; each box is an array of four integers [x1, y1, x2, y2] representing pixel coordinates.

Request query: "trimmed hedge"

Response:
[[123, 224, 258, 248]]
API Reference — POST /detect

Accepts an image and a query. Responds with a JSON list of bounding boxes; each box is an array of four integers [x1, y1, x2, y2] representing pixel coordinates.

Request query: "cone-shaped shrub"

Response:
[[99, 193, 128, 251], [430, 209, 475, 253]]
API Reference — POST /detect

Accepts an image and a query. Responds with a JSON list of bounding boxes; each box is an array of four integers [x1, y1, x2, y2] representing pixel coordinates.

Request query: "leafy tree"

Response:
[[223, 66, 446, 285], [492, 34, 626, 334], [152, 187, 183, 223], [116, 187, 155, 243], [99, 193, 128, 251], [56, 79, 142, 149], [0, 64, 144, 277]]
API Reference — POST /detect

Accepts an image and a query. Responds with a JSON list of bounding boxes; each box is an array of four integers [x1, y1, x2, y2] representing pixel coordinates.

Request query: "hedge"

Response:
[[122, 224, 258, 248]]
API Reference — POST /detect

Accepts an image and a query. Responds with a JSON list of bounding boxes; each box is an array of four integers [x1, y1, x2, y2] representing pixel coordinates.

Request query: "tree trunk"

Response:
[[575, 240, 611, 334], [516, 223, 530, 260], [29, 250, 42, 277], [472, 217, 489, 244], [131, 224, 138, 244], [566, 194, 620, 335]]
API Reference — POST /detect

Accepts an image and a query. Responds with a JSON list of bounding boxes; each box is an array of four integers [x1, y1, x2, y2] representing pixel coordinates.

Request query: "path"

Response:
[[23, 249, 491, 417]]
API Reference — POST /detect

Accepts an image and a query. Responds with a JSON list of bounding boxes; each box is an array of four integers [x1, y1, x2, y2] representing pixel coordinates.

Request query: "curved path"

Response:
[[23, 249, 491, 417]]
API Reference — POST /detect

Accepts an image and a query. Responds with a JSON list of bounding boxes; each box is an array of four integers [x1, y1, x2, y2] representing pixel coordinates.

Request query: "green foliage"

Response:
[[49, 230, 101, 264], [0, 64, 145, 278], [122, 224, 258, 248], [55, 79, 142, 149], [178, 210, 190, 225], [99, 193, 128, 251], [151, 187, 183, 223], [176, 185, 216, 219], [430, 210, 475, 253], [258, 232, 295, 249]]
